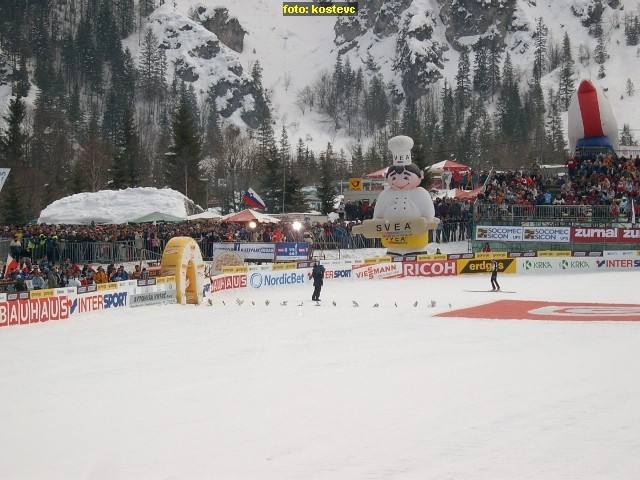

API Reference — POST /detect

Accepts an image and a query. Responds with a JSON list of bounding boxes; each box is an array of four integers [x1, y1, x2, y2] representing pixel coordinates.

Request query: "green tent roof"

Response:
[[129, 211, 186, 224]]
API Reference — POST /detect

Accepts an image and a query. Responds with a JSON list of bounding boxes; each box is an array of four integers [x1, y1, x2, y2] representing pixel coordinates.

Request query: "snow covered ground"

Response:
[[2, 253, 640, 479]]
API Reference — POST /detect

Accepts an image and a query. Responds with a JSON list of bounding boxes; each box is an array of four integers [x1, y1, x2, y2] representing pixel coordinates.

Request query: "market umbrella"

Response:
[[363, 167, 388, 179], [221, 209, 281, 224]]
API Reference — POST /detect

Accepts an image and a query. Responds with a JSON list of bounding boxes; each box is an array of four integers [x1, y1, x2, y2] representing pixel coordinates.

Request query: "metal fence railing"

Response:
[[473, 204, 631, 226]]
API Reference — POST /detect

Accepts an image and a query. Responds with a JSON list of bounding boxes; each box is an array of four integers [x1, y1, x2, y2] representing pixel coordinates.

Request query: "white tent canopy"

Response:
[[186, 211, 223, 221]]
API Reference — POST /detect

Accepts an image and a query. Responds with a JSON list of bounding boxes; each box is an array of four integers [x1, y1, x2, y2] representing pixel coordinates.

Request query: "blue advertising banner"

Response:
[[274, 242, 311, 261]]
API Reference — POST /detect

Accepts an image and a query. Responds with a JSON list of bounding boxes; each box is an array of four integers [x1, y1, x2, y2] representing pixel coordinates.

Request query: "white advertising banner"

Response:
[[210, 242, 275, 261], [352, 262, 403, 280], [522, 226, 571, 243], [475, 226, 523, 241]]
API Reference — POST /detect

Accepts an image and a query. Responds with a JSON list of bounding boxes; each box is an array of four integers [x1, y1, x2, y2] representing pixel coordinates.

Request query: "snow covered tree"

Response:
[[454, 46, 471, 122], [558, 32, 575, 110], [532, 17, 548, 83]]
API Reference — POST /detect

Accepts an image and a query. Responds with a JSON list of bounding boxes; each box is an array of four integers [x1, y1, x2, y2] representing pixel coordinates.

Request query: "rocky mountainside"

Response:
[[159, 0, 634, 142]]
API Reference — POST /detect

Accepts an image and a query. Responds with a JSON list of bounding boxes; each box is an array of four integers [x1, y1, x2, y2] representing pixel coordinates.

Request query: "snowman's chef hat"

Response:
[[388, 135, 413, 166]]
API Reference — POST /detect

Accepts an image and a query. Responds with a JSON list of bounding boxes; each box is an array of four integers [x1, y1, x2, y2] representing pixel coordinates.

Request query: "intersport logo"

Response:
[[596, 259, 640, 268]]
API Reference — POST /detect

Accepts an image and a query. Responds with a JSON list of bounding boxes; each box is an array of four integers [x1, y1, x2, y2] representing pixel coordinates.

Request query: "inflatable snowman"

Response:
[[353, 135, 439, 255]]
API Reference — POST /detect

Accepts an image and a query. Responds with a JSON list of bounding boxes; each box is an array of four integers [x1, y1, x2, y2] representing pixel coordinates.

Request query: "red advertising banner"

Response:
[[571, 227, 640, 244], [211, 274, 247, 293], [402, 261, 457, 277], [0, 296, 70, 327]]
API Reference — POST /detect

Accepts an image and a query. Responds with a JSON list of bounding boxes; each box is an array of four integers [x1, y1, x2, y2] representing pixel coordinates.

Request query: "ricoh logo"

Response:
[[402, 261, 456, 277], [249, 272, 305, 288]]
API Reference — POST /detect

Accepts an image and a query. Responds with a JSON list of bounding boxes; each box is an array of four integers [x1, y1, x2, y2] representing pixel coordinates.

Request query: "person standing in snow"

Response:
[[490, 259, 500, 291], [311, 262, 325, 302]]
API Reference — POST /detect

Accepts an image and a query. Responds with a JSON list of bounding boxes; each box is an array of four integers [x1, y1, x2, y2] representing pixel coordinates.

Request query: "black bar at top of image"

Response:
[[282, 2, 359, 16]]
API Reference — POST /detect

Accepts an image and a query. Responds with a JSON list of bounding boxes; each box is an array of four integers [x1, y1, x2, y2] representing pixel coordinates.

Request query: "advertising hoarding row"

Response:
[[0, 277, 176, 328], [476, 226, 640, 244]]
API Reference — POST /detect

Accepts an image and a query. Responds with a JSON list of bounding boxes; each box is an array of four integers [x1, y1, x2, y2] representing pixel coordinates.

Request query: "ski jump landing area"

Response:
[[436, 300, 640, 321]]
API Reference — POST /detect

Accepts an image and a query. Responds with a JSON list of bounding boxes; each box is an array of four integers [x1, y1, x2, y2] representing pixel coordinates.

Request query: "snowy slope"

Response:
[[4, 0, 640, 152], [170, 0, 640, 150], [2, 271, 640, 479]]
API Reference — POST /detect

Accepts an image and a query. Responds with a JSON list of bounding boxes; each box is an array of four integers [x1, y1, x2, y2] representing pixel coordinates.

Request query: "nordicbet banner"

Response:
[[248, 270, 307, 289]]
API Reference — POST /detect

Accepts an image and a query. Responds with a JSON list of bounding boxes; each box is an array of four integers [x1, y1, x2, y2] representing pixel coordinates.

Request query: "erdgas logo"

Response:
[[250, 272, 305, 288]]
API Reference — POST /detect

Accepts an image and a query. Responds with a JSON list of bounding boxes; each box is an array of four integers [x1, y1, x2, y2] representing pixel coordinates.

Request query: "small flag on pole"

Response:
[[243, 188, 266, 209], [4, 253, 19, 278]]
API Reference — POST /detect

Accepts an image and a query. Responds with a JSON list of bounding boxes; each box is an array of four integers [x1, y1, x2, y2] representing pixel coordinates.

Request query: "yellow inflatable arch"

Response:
[[160, 237, 205, 305]]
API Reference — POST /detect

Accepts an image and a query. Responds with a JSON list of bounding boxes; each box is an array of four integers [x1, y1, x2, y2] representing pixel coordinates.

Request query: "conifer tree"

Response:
[[112, 105, 142, 189], [487, 38, 502, 100], [139, 0, 156, 19], [558, 32, 575, 110], [316, 152, 337, 215], [15, 54, 30, 98], [454, 46, 471, 122], [545, 89, 566, 161], [532, 17, 548, 83], [620, 123, 637, 146], [139, 27, 161, 101], [593, 16, 608, 67], [283, 161, 307, 213], [350, 141, 366, 176], [203, 84, 223, 159], [166, 92, 204, 203], [472, 39, 490, 99], [259, 146, 284, 213]]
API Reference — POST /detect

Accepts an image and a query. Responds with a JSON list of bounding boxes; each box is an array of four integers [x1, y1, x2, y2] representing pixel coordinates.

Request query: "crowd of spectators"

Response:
[[475, 154, 640, 218], [2, 152, 639, 291], [0, 244, 150, 292]]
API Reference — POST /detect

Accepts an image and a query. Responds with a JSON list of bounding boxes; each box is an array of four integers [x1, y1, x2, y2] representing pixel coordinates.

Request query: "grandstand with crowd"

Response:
[[1, 150, 639, 292]]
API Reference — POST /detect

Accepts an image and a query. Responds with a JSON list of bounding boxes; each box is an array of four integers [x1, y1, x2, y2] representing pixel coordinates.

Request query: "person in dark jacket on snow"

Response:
[[311, 262, 325, 301]]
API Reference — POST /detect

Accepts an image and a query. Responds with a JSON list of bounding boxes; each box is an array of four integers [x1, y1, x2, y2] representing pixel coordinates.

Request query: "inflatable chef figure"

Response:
[[353, 135, 439, 255]]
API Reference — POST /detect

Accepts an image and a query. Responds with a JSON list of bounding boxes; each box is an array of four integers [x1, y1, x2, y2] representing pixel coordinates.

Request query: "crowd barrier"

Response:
[[5, 249, 639, 328], [202, 250, 640, 298], [0, 276, 176, 328]]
